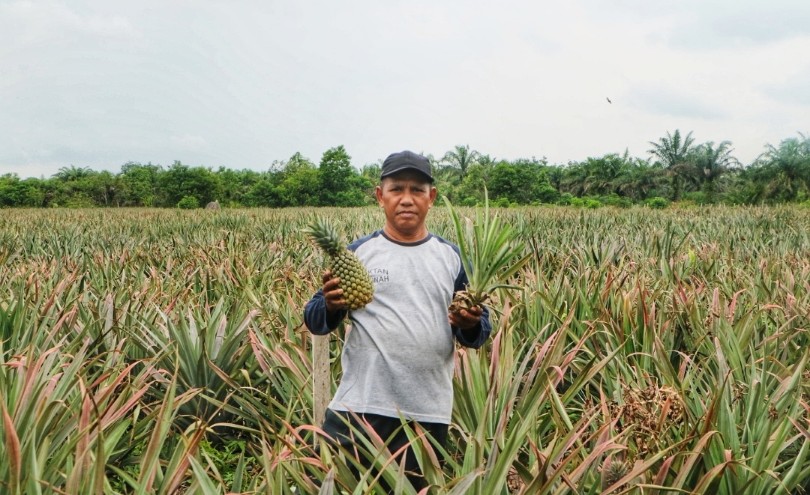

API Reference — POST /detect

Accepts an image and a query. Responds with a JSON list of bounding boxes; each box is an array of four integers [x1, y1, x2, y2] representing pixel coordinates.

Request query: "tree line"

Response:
[[1, 131, 809, 209]]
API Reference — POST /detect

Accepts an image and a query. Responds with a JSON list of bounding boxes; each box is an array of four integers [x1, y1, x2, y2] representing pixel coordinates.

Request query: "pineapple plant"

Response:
[[303, 217, 374, 310], [444, 189, 529, 314], [600, 456, 630, 491]]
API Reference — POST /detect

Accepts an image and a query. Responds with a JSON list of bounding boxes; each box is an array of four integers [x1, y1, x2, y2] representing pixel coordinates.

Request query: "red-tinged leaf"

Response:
[[653, 455, 676, 487], [165, 426, 207, 494], [789, 416, 810, 441], [672, 431, 720, 488], [691, 460, 734, 493], [67, 381, 93, 493], [248, 328, 272, 375], [15, 346, 59, 418], [2, 404, 21, 492], [100, 384, 151, 429], [91, 360, 142, 405]]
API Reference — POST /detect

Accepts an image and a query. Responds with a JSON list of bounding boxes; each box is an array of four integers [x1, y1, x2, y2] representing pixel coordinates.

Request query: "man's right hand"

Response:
[[322, 270, 347, 313]]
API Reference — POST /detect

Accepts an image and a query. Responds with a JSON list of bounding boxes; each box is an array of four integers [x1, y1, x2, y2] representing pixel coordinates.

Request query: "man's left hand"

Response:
[[449, 305, 482, 330]]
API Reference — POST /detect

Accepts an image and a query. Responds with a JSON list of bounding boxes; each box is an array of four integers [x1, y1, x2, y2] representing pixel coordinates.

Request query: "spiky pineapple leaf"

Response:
[[443, 189, 530, 308]]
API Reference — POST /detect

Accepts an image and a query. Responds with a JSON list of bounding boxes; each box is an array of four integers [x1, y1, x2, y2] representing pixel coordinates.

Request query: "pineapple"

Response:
[[443, 189, 529, 314], [304, 218, 374, 310], [600, 457, 629, 491]]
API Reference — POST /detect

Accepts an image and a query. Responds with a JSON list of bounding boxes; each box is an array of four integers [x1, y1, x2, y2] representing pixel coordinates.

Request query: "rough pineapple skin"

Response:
[[332, 251, 373, 309], [601, 458, 628, 490], [304, 218, 374, 310]]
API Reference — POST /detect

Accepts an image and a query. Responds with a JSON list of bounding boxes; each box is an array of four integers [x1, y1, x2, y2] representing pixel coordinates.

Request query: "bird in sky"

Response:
[[606, 97, 612, 104]]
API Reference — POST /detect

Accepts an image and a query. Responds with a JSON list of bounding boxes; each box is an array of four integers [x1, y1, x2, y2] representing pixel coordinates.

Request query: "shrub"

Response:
[[584, 198, 602, 209], [647, 197, 669, 209], [601, 193, 632, 208], [682, 191, 709, 205], [64, 193, 96, 208], [536, 184, 561, 204], [557, 192, 574, 206], [177, 195, 200, 209]]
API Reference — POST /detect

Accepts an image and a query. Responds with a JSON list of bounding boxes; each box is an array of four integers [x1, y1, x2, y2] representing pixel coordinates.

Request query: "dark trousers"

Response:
[[321, 408, 448, 493]]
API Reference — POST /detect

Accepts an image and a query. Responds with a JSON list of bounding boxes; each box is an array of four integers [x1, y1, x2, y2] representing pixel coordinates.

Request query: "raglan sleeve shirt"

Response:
[[303, 230, 492, 424]]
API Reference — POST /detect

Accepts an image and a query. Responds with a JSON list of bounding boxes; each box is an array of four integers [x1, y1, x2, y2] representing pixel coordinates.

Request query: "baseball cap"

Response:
[[380, 150, 434, 183]]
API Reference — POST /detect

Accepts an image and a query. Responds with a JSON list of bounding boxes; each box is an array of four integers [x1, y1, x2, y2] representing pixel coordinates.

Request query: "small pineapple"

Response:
[[443, 189, 529, 315], [303, 218, 374, 310], [601, 457, 629, 491]]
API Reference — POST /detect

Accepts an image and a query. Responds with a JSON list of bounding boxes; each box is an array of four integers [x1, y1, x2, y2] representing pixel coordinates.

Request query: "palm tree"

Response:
[[617, 158, 665, 201], [54, 165, 94, 182], [755, 133, 810, 202], [559, 161, 589, 197], [648, 130, 696, 200], [692, 141, 740, 202], [441, 145, 481, 179], [581, 154, 628, 196]]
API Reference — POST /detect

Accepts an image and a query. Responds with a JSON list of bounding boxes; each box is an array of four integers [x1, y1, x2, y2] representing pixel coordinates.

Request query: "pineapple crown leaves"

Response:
[[443, 189, 530, 298], [302, 216, 346, 256]]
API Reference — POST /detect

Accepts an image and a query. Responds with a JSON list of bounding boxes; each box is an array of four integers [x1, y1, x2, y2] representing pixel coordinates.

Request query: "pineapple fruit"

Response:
[[600, 457, 629, 491], [304, 218, 374, 310]]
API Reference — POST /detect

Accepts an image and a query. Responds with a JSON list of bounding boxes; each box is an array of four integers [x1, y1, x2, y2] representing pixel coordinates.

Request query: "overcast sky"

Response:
[[2, 0, 809, 179]]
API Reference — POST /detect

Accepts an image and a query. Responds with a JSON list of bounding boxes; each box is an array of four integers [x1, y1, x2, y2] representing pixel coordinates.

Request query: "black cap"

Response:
[[381, 150, 434, 183]]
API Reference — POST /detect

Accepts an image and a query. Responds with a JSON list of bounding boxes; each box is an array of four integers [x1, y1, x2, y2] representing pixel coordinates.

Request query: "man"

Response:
[[304, 150, 492, 491]]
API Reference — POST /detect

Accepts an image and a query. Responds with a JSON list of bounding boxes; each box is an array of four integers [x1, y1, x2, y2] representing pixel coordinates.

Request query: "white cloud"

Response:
[[580, 0, 810, 48], [1, 0, 808, 178], [0, 1, 137, 44], [170, 134, 209, 151], [628, 85, 726, 119], [764, 65, 810, 106], [666, 3, 810, 48]]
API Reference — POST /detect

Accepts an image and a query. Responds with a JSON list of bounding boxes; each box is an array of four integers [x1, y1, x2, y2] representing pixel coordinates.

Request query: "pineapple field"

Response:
[[1, 205, 809, 494]]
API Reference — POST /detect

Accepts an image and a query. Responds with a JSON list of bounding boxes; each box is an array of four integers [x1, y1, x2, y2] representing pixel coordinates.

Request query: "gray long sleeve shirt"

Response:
[[304, 230, 491, 424]]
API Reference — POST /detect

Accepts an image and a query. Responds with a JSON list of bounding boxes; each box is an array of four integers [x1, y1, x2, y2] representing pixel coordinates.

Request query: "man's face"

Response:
[[375, 171, 437, 241]]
